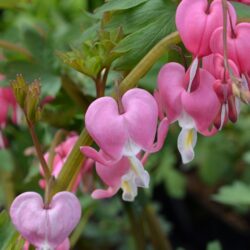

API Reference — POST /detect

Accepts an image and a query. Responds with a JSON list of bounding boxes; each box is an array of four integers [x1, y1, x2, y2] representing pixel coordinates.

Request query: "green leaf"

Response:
[[0, 150, 14, 172], [194, 133, 236, 186], [95, 0, 148, 16], [206, 240, 222, 250], [0, 211, 24, 250], [152, 146, 186, 199], [213, 181, 250, 206], [233, 2, 250, 19], [112, 0, 177, 70]]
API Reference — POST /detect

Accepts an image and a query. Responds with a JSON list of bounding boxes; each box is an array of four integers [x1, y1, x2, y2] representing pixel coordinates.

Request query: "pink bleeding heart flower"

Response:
[[39, 134, 83, 192], [155, 62, 220, 163], [91, 151, 149, 201], [210, 22, 250, 79], [203, 53, 240, 128], [202, 53, 239, 80], [0, 87, 21, 149], [24, 238, 70, 250], [10, 191, 81, 250], [176, 0, 237, 58], [81, 88, 168, 196]]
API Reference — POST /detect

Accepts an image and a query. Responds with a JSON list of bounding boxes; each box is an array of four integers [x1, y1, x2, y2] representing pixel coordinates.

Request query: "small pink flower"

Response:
[[81, 88, 168, 199], [0, 87, 21, 149], [203, 53, 240, 128], [10, 191, 81, 250], [176, 0, 237, 57], [155, 62, 220, 163], [81, 88, 168, 164], [210, 22, 250, 77], [91, 151, 148, 201], [39, 134, 83, 192]]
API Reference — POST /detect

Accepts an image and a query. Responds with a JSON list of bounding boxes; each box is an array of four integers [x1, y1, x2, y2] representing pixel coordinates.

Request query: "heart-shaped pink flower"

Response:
[[210, 23, 250, 75], [155, 62, 220, 163], [176, 0, 237, 57], [39, 134, 83, 192], [81, 88, 168, 165], [10, 191, 81, 249], [202, 53, 239, 80], [156, 62, 220, 133]]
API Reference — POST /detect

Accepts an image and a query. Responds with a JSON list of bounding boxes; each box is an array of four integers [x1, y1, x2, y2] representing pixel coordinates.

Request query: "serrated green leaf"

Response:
[[213, 181, 250, 206], [95, 0, 148, 17], [112, 1, 176, 70]]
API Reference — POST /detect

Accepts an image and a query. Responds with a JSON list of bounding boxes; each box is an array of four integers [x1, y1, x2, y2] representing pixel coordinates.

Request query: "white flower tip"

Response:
[[177, 128, 197, 164]]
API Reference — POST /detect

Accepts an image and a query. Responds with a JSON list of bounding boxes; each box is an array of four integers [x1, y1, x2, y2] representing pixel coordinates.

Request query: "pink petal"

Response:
[[181, 69, 220, 133], [203, 53, 240, 79], [95, 155, 130, 188], [145, 117, 169, 153], [210, 23, 250, 74], [10, 192, 81, 249], [122, 88, 159, 151], [176, 0, 237, 57], [157, 62, 186, 123], [85, 97, 127, 160]]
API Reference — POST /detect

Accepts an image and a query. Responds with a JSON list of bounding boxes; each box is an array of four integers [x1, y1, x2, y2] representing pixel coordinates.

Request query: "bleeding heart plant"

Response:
[[10, 192, 81, 250]]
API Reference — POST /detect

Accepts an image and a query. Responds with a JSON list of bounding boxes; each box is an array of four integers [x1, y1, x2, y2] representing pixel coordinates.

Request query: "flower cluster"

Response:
[[7, 0, 250, 249], [155, 0, 250, 163]]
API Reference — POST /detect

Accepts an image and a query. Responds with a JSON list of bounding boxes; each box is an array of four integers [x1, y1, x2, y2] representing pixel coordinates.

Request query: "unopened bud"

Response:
[[25, 80, 41, 123], [11, 74, 28, 108]]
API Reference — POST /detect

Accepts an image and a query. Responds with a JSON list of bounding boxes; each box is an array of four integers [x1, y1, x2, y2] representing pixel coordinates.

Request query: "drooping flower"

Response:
[[39, 133, 83, 192], [210, 22, 250, 78], [176, 0, 237, 58], [91, 151, 149, 202], [10, 192, 81, 250], [203, 53, 240, 128], [155, 62, 220, 163], [81, 88, 168, 200]]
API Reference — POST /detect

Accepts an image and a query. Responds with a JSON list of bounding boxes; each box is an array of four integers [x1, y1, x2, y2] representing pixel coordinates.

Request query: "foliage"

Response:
[[1, 0, 250, 249]]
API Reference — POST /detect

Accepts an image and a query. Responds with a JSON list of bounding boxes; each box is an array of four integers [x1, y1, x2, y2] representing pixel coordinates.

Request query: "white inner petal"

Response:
[[123, 138, 141, 156], [120, 155, 150, 202], [178, 112, 196, 129], [219, 104, 227, 131], [242, 74, 249, 91], [177, 127, 197, 164], [187, 57, 199, 93], [38, 242, 54, 250], [121, 171, 138, 202]]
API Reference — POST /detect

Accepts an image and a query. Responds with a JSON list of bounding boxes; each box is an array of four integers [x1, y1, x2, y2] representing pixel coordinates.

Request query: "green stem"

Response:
[[51, 31, 180, 195], [51, 130, 92, 195], [144, 205, 172, 250], [27, 120, 51, 181], [123, 202, 146, 250]]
